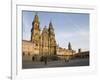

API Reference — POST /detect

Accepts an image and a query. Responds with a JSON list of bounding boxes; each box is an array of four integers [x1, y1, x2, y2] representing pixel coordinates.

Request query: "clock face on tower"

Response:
[[34, 23, 39, 30]]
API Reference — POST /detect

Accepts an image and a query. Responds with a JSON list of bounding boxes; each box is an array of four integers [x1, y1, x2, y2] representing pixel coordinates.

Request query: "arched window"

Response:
[[23, 52, 25, 56], [28, 52, 30, 56], [36, 43, 38, 46]]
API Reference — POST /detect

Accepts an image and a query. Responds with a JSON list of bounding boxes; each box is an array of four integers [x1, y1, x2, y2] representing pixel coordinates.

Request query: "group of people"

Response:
[[32, 56, 70, 65]]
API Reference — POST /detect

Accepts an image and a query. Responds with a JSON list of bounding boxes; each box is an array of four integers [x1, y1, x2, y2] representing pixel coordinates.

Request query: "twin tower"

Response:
[[31, 14, 57, 56]]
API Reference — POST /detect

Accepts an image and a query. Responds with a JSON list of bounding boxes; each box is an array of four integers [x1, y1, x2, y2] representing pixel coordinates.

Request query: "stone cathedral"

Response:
[[31, 13, 56, 56], [22, 13, 75, 61]]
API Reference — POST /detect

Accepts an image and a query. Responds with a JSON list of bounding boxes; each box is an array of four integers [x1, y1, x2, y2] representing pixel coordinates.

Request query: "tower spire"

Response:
[[68, 42, 72, 50], [31, 12, 40, 42], [48, 21, 54, 30], [33, 12, 39, 23]]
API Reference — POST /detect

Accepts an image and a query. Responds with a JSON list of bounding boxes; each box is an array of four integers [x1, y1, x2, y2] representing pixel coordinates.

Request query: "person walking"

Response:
[[44, 56, 47, 65]]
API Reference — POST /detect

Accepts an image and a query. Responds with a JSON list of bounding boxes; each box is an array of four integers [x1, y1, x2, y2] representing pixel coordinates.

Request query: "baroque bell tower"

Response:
[[31, 13, 40, 46]]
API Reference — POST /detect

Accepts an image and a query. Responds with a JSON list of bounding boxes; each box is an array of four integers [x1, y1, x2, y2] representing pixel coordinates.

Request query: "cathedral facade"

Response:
[[22, 13, 75, 61], [30, 13, 56, 56], [22, 14, 56, 57]]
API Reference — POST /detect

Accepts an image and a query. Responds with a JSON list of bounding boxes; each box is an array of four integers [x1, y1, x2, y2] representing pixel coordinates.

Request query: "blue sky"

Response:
[[22, 11, 89, 52]]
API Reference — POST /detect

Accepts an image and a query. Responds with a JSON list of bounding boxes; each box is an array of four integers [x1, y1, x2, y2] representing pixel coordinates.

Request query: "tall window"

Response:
[[28, 52, 30, 56], [23, 52, 25, 56]]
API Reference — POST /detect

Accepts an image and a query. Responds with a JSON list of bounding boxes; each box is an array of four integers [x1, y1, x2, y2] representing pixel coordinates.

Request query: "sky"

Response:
[[22, 11, 89, 52]]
